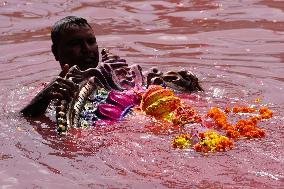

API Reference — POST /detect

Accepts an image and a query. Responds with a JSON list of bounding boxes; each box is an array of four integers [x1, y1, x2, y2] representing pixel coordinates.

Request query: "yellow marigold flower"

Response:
[[172, 134, 191, 149], [254, 98, 261, 103], [196, 131, 233, 152]]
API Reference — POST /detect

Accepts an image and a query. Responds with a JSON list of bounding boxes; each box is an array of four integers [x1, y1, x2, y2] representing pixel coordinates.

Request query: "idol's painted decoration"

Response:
[[56, 49, 273, 154]]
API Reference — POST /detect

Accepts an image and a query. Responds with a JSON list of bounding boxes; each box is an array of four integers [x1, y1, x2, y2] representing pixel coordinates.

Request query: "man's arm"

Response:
[[20, 84, 53, 117], [21, 65, 78, 117]]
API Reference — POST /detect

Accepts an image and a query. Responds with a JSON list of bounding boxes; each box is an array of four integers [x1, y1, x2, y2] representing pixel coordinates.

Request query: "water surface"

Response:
[[0, 0, 283, 188]]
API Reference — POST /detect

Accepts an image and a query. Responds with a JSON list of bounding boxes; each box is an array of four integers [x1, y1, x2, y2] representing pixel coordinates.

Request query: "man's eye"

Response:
[[67, 40, 80, 46], [87, 38, 96, 45]]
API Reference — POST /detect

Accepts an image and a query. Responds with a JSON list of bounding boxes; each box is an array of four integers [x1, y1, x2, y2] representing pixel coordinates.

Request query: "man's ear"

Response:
[[51, 44, 59, 61]]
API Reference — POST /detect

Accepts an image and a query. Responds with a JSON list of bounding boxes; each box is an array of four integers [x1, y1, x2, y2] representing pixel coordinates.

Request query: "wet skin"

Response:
[[54, 24, 99, 71]]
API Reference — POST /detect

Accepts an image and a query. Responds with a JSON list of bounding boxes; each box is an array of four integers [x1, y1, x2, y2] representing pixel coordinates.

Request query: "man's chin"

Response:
[[79, 62, 98, 71]]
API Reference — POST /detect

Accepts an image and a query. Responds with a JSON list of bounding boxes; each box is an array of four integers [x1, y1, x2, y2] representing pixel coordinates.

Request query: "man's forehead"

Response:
[[57, 24, 95, 43], [61, 24, 93, 33]]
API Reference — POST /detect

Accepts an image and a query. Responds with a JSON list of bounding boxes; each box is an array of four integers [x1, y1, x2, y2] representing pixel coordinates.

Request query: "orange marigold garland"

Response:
[[142, 86, 273, 153], [207, 106, 273, 139], [171, 105, 272, 153], [207, 107, 241, 139], [171, 105, 202, 126], [259, 106, 273, 119], [232, 106, 256, 113]]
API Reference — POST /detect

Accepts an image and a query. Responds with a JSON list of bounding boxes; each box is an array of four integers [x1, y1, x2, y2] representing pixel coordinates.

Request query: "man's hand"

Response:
[[21, 64, 79, 117], [44, 76, 78, 102], [45, 64, 79, 101]]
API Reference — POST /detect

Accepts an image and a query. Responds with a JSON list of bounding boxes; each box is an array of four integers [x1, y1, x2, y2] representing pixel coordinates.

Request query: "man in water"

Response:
[[21, 16, 127, 117], [21, 16, 203, 117]]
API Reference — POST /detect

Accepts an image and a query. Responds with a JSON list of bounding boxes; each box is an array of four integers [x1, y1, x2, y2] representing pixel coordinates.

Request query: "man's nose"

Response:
[[81, 41, 91, 52]]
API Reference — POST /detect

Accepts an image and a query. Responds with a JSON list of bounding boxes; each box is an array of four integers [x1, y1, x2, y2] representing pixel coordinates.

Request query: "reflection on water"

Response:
[[0, 0, 284, 188]]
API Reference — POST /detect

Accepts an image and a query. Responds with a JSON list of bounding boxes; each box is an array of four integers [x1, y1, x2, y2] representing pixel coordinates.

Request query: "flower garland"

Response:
[[194, 131, 233, 152], [171, 105, 202, 126], [172, 134, 192, 149], [207, 106, 273, 139], [171, 104, 273, 153], [140, 85, 236, 153], [172, 131, 233, 152]]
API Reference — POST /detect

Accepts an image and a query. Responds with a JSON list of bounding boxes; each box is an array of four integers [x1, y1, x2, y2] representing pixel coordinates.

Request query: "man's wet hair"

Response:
[[51, 16, 92, 47]]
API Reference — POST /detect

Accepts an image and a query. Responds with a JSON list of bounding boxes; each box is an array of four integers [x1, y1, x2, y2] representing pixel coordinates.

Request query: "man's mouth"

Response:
[[83, 56, 96, 63]]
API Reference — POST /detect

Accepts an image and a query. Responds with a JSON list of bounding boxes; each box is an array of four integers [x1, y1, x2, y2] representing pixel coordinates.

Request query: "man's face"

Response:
[[55, 24, 99, 71]]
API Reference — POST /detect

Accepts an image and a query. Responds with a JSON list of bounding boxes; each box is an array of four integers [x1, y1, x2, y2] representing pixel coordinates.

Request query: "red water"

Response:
[[0, 1, 284, 188]]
